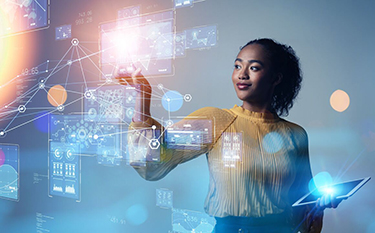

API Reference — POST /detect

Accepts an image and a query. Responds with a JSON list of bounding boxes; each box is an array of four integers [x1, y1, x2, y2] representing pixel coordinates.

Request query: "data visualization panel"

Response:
[[0, 0, 49, 36], [185, 25, 217, 50], [0, 144, 19, 201], [165, 118, 212, 150], [100, 10, 174, 78], [172, 208, 216, 233], [55, 24, 71, 40]]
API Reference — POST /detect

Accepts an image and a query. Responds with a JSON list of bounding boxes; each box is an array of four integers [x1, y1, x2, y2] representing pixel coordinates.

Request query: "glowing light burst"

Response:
[[113, 29, 139, 63], [309, 171, 333, 193]]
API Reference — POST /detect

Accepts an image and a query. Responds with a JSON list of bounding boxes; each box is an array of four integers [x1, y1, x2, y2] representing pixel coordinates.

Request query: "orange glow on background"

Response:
[[330, 89, 350, 112], [47, 85, 68, 107], [0, 12, 38, 128]]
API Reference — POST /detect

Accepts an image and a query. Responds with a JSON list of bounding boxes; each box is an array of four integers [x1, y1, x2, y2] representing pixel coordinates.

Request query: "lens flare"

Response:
[[330, 89, 350, 112], [47, 85, 68, 107]]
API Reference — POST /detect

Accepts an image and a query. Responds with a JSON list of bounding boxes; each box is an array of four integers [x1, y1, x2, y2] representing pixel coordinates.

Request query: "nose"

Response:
[[238, 69, 249, 80]]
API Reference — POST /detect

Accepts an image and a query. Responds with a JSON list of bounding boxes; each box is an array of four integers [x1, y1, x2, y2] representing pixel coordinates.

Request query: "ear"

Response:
[[273, 73, 283, 87]]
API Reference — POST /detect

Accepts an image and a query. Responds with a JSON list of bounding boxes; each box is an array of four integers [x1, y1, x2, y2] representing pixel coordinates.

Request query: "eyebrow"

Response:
[[235, 58, 264, 66]]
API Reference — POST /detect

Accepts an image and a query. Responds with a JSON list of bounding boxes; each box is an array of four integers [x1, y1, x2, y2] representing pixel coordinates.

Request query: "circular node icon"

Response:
[[184, 94, 192, 102], [0, 129, 6, 138], [149, 139, 160, 150], [71, 38, 79, 46], [84, 90, 93, 99], [54, 148, 63, 160], [151, 125, 156, 130], [165, 120, 174, 128], [67, 60, 73, 66], [18, 105, 26, 113], [105, 78, 113, 84], [157, 83, 164, 90], [88, 108, 97, 120], [39, 83, 45, 89], [66, 148, 76, 161], [126, 107, 135, 119], [162, 91, 183, 112], [57, 105, 65, 112]]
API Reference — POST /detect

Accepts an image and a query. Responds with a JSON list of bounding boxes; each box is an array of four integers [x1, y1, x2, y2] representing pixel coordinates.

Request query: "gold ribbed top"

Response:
[[128, 106, 321, 231]]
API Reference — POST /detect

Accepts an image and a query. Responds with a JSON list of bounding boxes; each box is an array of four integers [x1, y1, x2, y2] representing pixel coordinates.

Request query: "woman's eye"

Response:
[[234, 65, 241, 70], [250, 66, 259, 71]]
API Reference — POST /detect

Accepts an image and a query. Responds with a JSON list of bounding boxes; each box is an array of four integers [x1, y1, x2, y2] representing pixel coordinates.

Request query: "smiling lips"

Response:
[[236, 83, 251, 90]]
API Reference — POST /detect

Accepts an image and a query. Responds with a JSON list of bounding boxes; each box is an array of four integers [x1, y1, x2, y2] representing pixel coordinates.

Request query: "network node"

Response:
[[57, 105, 65, 112], [166, 120, 174, 127], [0, 129, 6, 138], [67, 60, 73, 66], [157, 84, 164, 90], [84, 90, 93, 99], [149, 139, 160, 150], [18, 105, 26, 113], [71, 38, 79, 46], [184, 94, 192, 102], [151, 125, 157, 130]]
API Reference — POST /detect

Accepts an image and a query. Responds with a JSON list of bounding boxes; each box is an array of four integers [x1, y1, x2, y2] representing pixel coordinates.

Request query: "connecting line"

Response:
[[77, 45, 108, 78], [43, 88, 59, 106], [5, 96, 84, 133], [63, 46, 76, 92], [335, 148, 367, 183], [45, 45, 73, 81], [34, 0, 46, 12], [4, 111, 21, 131], [24, 85, 42, 106], [3, 84, 40, 108], [75, 46, 88, 90]]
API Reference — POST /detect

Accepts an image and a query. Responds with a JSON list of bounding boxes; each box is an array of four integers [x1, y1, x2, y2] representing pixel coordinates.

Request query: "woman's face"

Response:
[[231, 44, 281, 106]]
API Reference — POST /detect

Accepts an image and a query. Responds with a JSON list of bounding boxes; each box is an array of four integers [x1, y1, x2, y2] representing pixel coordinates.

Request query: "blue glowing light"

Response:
[[162, 90, 183, 112], [125, 204, 148, 225], [309, 171, 333, 193], [262, 132, 284, 154]]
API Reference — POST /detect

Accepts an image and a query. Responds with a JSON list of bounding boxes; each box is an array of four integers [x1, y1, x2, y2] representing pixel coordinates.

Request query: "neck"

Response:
[[241, 101, 273, 114]]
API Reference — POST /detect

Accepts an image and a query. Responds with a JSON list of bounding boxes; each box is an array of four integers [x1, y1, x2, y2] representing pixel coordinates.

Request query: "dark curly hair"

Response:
[[241, 38, 302, 116]]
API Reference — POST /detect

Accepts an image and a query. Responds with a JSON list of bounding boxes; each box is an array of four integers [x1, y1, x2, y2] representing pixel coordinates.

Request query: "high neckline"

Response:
[[229, 105, 280, 122]]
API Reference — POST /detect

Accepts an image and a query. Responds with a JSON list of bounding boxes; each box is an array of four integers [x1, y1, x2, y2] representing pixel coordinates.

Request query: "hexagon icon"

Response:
[[149, 139, 160, 150]]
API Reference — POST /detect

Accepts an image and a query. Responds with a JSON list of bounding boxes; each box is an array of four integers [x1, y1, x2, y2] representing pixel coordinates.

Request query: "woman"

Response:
[[118, 38, 340, 233]]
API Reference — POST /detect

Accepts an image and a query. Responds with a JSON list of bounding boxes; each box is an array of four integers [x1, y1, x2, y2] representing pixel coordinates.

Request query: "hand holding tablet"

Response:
[[293, 177, 371, 207]]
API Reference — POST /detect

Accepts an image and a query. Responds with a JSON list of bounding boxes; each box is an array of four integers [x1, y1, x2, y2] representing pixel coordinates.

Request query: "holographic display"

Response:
[[156, 188, 173, 209], [174, 32, 186, 57], [0, 0, 49, 36], [174, 0, 193, 8], [118, 5, 140, 19], [50, 114, 122, 166], [165, 118, 212, 150], [84, 85, 139, 123], [185, 25, 217, 50], [55, 24, 72, 40], [126, 129, 161, 166], [221, 132, 242, 167], [172, 208, 216, 233], [0, 144, 19, 201], [49, 141, 80, 200], [100, 10, 174, 78]]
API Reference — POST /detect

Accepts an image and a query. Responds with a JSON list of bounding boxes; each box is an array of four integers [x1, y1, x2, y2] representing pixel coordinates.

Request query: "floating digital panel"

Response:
[[117, 5, 140, 19], [100, 10, 174, 79], [126, 129, 161, 166], [84, 85, 138, 123], [0, 144, 19, 201], [174, 32, 186, 57], [165, 117, 212, 150], [0, 0, 49, 36], [185, 25, 217, 50], [172, 208, 216, 233], [221, 132, 243, 168], [50, 114, 122, 167], [156, 188, 173, 209], [49, 141, 80, 200], [174, 0, 193, 8], [55, 24, 71, 40]]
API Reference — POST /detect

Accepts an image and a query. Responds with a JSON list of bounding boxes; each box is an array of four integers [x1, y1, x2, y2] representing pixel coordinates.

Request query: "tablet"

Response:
[[292, 177, 371, 207]]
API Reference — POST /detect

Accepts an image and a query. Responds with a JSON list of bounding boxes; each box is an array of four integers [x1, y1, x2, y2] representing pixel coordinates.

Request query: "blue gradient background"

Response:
[[1, 0, 375, 232]]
